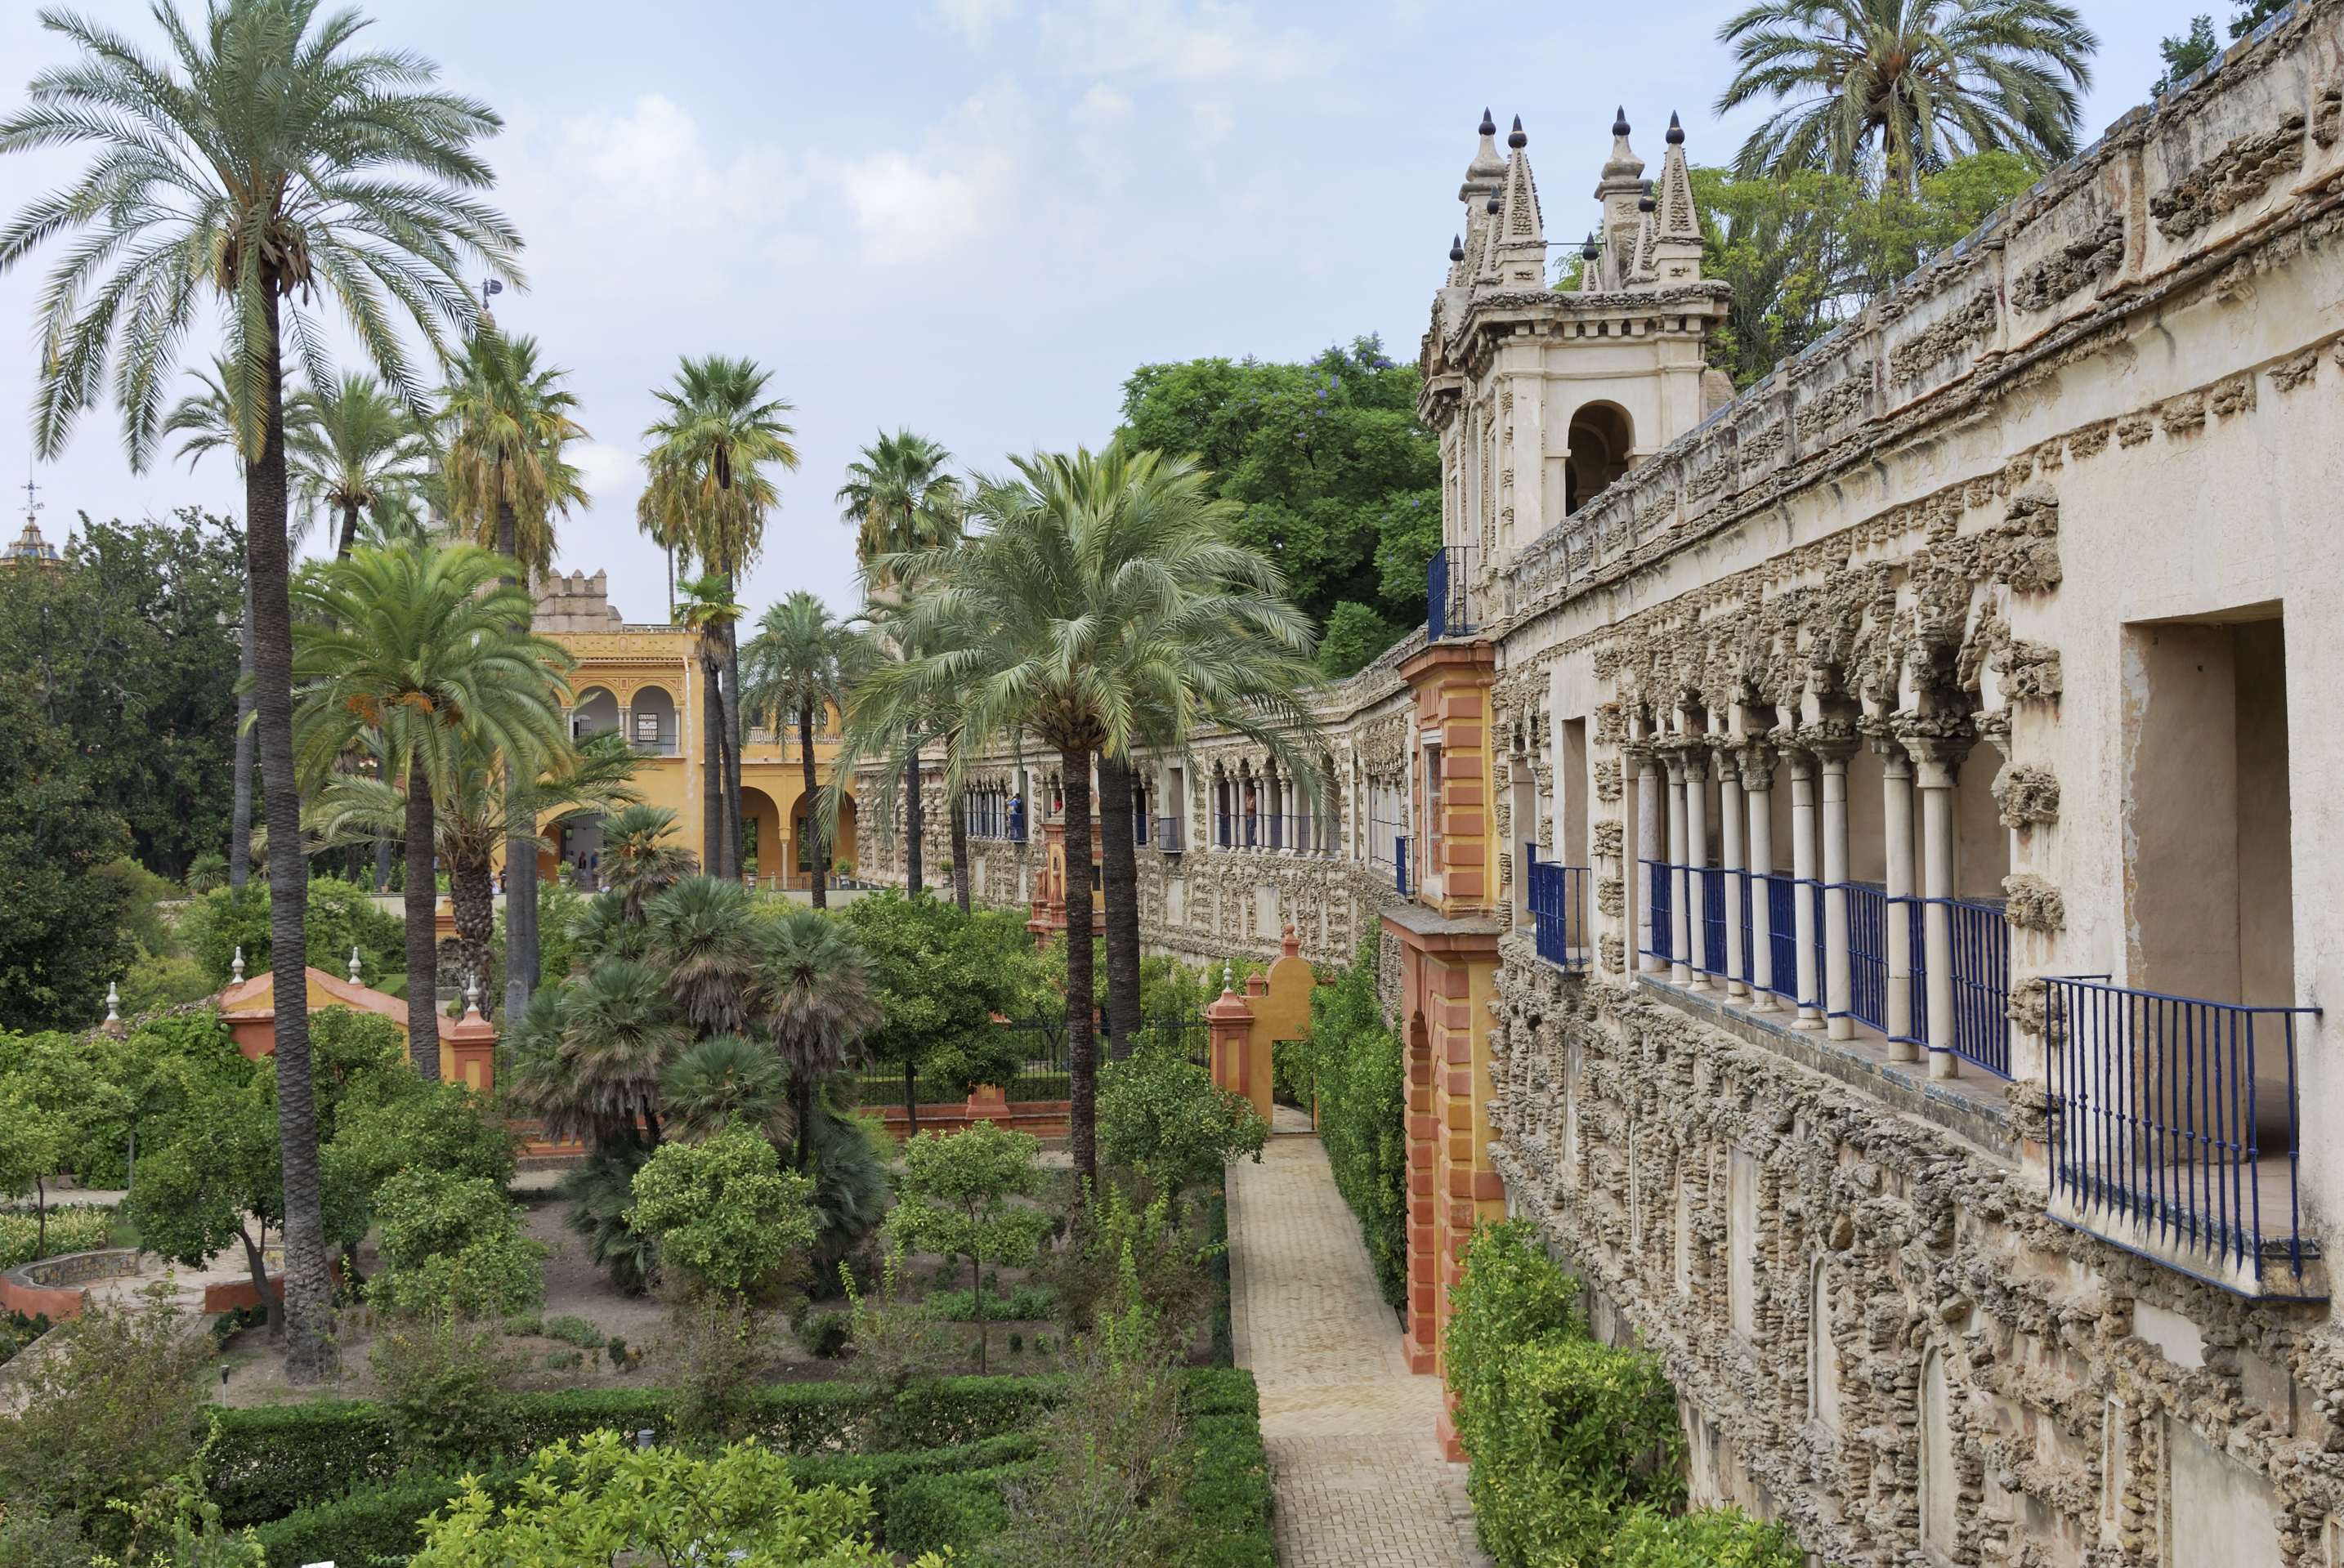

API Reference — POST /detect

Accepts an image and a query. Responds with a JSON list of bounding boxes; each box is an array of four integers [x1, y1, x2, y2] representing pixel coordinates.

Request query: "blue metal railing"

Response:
[[1642, 858, 1673, 964], [1427, 545, 1473, 641], [1698, 867, 1731, 979], [1525, 848, 1590, 972], [1758, 872, 1800, 1005], [1154, 816, 1184, 852], [2044, 978, 2319, 1285], [1394, 836, 1410, 896], [1906, 897, 2011, 1076], [1838, 883, 1888, 1032]]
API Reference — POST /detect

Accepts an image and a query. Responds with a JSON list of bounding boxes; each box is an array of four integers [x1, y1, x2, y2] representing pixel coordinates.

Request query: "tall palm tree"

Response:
[[839, 444, 1326, 1187], [836, 428, 965, 589], [678, 571, 745, 877], [289, 371, 427, 560], [1715, 0, 2096, 190], [2, 0, 521, 1384], [761, 907, 879, 1171], [640, 356, 800, 880], [290, 544, 569, 1065], [740, 591, 861, 909], [438, 326, 587, 1009]]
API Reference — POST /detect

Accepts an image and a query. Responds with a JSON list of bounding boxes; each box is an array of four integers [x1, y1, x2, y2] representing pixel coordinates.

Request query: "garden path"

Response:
[[1228, 1133, 1491, 1568]]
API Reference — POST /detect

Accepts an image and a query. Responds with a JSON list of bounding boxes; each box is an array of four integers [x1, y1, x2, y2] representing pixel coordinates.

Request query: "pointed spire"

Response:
[[1595, 106, 1648, 288], [1613, 106, 1631, 137], [1484, 124, 1547, 288], [1508, 114, 1527, 150], [349, 944, 364, 984], [1479, 108, 1496, 136], [231, 946, 244, 984], [1449, 234, 1465, 263], [1666, 111, 1684, 145], [1464, 108, 1506, 188], [1651, 112, 1705, 282]]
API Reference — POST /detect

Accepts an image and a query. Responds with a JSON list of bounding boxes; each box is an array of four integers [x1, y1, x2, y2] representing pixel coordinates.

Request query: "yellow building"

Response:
[[531, 570, 856, 886]]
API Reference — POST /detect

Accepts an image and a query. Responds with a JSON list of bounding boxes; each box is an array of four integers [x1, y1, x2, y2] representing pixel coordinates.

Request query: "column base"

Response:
[[1827, 1016, 1853, 1042], [1929, 1051, 1960, 1080]]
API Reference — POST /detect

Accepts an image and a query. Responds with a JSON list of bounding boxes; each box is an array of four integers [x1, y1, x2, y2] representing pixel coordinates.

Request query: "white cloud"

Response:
[[1035, 0, 1326, 85], [810, 83, 1045, 263], [930, 0, 1024, 44]]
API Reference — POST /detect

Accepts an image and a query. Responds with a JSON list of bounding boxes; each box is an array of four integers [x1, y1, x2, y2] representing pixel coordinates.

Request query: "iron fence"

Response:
[[1904, 897, 2011, 1076], [1525, 850, 1590, 972], [2044, 978, 2319, 1285], [1428, 545, 1474, 641], [1642, 859, 1673, 965]]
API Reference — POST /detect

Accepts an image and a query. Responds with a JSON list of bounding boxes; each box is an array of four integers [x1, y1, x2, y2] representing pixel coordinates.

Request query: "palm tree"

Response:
[[290, 543, 570, 1067], [646, 876, 763, 1038], [839, 444, 1326, 1187], [836, 428, 965, 588], [640, 356, 800, 880], [438, 327, 587, 1007], [761, 907, 879, 1171], [598, 804, 698, 920], [659, 1034, 790, 1144], [1715, 0, 2096, 190], [289, 371, 428, 559], [504, 958, 687, 1148], [678, 572, 745, 876], [2, 0, 521, 1383], [740, 592, 861, 909]]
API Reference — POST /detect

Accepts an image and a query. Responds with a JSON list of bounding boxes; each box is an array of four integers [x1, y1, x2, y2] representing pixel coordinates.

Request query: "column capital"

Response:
[[1893, 708, 1977, 785], [1733, 743, 1778, 792], [1660, 734, 1710, 783]]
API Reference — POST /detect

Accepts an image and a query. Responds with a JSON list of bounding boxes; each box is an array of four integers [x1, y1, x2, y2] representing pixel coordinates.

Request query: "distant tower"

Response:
[[3, 477, 60, 569]]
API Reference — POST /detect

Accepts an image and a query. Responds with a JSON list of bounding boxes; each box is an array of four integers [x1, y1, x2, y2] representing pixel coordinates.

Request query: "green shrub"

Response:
[[1308, 931, 1408, 1305], [369, 1169, 545, 1318], [1097, 1047, 1268, 1194], [246, 1467, 526, 1568], [882, 1467, 1017, 1557], [544, 1347, 583, 1370], [0, 1204, 115, 1266], [1446, 1221, 1686, 1568], [627, 1123, 815, 1298], [798, 1311, 852, 1358], [1607, 1506, 1805, 1567], [369, 1311, 529, 1467], [501, 1313, 544, 1338], [1179, 1369, 1276, 1568], [924, 1283, 1058, 1321], [542, 1315, 604, 1349]]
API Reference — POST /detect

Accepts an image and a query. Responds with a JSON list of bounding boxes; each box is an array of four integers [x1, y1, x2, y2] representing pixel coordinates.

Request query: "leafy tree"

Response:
[[321, 1080, 517, 1254], [885, 1120, 1053, 1373], [1097, 1047, 1268, 1195], [0, 514, 244, 880], [1715, 0, 2098, 191], [641, 355, 800, 879], [2155, 16, 2220, 94], [0, 1039, 127, 1254], [292, 545, 572, 1065], [839, 890, 1040, 1134], [627, 1123, 815, 1299], [1117, 337, 1438, 674], [128, 1065, 291, 1328], [0, 676, 132, 1031], [177, 873, 405, 989], [369, 1168, 546, 1318], [406, 1430, 940, 1568], [841, 444, 1324, 1188], [2, 0, 521, 1385]]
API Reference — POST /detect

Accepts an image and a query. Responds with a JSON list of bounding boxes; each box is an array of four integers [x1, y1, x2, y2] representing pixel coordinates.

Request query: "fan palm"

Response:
[[646, 876, 763, 1038], [1715, 0, 2096, 190], [740, 592, 863, 909], [599, 804, 698, 921], [290, 543, 571, 1066], [839, 444, 1326, 1188], [760, 908, 880, 1171], [640, 355, 800, 880], [504, 959, 687, 1154], [2, 0, 520, 1383], [836, 428, 965, 590], [289, 371, 428, 560], [659, 1034, 790, 1145]]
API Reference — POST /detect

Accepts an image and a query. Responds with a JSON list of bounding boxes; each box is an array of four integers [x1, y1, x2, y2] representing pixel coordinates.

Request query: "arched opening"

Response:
[[629, 686, 678, 754], [1565, 402, 1635, 514], [793, 795, 858, 883], [571, 687, 620, 739], [552, 812, 605, 889], [740, 786, 781, 883]]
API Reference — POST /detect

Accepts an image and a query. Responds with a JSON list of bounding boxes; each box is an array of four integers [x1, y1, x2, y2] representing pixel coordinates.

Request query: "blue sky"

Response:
[[0, 0, 2228, 619]]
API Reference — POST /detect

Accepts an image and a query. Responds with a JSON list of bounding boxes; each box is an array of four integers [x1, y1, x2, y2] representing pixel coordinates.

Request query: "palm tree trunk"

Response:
[[664, 543, 674, 623], [702, 653, 724, 875], [799, 702, 826, 910], [1061, 744, 1098, 1192], [722, 579, 745, 881], [506, 780, 538, 1010], [451, 846, 495, 1005], [1097, 754, 1142, 1061], [906, 749, 923, 896], [793, 1074, 814, 1173], [336, 500, 360, 560], [950, 784, 970, 914], [404, 759, 443, 1076], [247, 288, 335, 1383], [230, 572, 256, 891]]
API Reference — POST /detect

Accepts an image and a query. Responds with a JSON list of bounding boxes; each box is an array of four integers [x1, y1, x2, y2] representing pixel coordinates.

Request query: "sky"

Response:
[[0, 0, 2226, 622]]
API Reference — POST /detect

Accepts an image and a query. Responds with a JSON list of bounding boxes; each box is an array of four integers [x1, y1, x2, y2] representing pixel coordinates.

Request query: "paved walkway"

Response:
[[1228, 1132, 1491, 1568]]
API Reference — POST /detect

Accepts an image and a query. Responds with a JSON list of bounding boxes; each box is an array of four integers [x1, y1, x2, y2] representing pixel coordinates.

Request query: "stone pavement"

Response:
[[1228, 1132, 1492, 1568]]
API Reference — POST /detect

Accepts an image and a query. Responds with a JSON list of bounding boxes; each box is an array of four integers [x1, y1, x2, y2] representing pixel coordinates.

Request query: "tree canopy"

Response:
[[0, 675, 132, 1031]]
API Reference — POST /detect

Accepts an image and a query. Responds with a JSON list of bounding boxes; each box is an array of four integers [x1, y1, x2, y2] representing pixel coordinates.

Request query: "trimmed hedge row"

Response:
[[210, 1377, 1067, 1527], [228, 1369, 1274, 1567]]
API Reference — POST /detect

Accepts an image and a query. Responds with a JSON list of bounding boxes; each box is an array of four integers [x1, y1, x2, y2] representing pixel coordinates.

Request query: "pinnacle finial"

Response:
[[1508, 114, 1527, 150], [1613, 106, 1631, 137], [1666, 111, 1684, 145], [1486, 185, 1501, 215], [105, 981, 119, 1025], [1639, 178, 1656, 213], [1582, 230, 1601, 261], [231, 946, 244, 983], [1449, 234, 1465, 262], [349, 945, 363, 984], [1222, 963, 1235, 994], [1479, 108, 1495, 136]]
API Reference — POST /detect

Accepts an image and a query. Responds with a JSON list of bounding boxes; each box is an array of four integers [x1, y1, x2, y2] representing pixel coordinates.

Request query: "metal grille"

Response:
[[1427, 546, 1474, 641]]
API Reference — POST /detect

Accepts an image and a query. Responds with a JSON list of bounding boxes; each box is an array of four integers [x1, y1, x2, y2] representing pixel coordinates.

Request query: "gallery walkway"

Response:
[[1227, 1126, 1490, 1567]]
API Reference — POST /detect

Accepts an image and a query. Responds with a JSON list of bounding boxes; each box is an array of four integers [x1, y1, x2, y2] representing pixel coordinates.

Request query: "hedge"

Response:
[[1308, 932, 1409, 1305], [209, 1377, 1067, 1527], [221, 1369, 1273, 1566]]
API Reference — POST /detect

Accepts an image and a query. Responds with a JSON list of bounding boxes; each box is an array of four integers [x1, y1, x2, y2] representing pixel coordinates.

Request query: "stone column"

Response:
[[1665, 749, 1691, 985], [1879, 739, 1918, 1061], [1740, 747, 1778, 1007], [1630, 744, 1660, 972], [1681, 745, 1710, 986], [1787, 747, 1822, 1029], [1909, 735, 1971, 1079], [1720, 744, 1747, 998], [1817, 738, 1859, 1041]]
